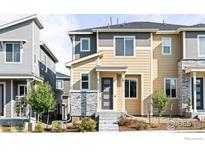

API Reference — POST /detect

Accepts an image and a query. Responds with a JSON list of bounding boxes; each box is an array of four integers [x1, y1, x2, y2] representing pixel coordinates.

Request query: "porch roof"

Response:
[[185, 67, 205, 73], [96, 65, 127, 72]]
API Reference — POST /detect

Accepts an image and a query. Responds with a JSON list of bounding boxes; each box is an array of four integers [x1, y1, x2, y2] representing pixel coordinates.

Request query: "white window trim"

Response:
[[0, 82, 6, 117], [80, 72, 90, 90], [125, 78, 138, 99], [4, 42, 23, 64], [17, 84, 27, 96], [80, 38, 90, 52], [161, 37, 172, 55], [114, 36, 136, 57], [56, 80, 64, 90], [164, 78, 177, 99], [197, 35, 205, 57]]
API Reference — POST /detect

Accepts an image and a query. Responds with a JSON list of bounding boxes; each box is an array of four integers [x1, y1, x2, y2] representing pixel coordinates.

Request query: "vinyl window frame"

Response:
[[164, 78, 177, 99], [56, 79, 64, 90], [197, 35, 205, 57], [4, 42, 23, 63], [125, 78, 138, 99], [161, 37, 172, 55], [17, 84, 27, 96], [80, 38, 90, 52], [114, 36, 135, 57], [80, 72, 90, 90]]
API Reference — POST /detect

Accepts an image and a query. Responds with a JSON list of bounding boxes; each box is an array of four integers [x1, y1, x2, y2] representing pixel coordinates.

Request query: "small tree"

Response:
[[152, 90, 169, 123], [28, 82, 55, 127]]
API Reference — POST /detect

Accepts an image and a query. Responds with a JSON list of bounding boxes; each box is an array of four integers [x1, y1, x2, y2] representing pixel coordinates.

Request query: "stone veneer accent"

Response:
[[178, 60, 205, 115], [70, 90, 97, 116]]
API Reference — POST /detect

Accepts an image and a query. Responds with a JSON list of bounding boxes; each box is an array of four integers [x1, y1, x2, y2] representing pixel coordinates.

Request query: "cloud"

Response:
[[0, 14, 79, 75]]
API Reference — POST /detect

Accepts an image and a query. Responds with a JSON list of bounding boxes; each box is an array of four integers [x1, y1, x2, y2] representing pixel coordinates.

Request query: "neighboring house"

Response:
[[55, 72, 70, 120], [66, 21, 205, 119], [0, 15, 58, 121]]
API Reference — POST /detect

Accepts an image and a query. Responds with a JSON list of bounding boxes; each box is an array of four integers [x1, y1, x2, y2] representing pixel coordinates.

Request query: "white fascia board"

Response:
[[68, 32, 93, 35], [177, 28, 205, 33], [0, 14, 43, 30], [65, 52, 103, 67]]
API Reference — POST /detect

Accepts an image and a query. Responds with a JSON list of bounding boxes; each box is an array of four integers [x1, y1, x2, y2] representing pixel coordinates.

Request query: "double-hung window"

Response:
[[125, 79, 137, 98], [164, 78, 177, 98], [80, 38, 90, 52], [81, 73, 89, 90], [198, 35, 205, 56], [115, 36, 135, 56], [56, 80, 64, 90], [162, 38, 172, 55], [5, 42, 21, 62]]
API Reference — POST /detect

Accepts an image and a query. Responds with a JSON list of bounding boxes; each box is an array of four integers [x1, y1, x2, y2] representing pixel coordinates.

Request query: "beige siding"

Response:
[[153, 34, 182, 115], [125, 75, 141, 115], [72, 57, 97, 90]]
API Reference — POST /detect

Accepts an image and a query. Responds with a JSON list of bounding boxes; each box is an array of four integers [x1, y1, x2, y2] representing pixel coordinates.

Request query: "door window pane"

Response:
[[130, 80, 137, 97], [165, 79, 177, 98], [125, 80, 129, 97]]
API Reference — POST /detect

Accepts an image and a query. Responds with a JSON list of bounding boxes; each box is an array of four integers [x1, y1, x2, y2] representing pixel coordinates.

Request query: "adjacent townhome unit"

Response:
[[0, 15, 58, 124], [55, 72, 70, 120], [66, 21, 205, 120]]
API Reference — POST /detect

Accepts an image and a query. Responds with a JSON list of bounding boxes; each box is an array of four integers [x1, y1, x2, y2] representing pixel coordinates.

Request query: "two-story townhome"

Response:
[[66, 21, 205, 120], [55, 72, 70, 120], [0, 15, 58, 122]]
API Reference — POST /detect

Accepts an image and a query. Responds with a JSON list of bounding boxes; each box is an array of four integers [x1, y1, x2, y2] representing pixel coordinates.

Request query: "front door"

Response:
[[192, 78, 204, 110], [0, 84, 4, 116], [101, 78, 113, 110]]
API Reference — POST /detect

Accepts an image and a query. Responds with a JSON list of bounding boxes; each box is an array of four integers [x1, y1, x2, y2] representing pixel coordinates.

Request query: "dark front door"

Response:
[[192, 78, 204, 110], [101, 78, 113, 110], [0, 84, 4, 116]]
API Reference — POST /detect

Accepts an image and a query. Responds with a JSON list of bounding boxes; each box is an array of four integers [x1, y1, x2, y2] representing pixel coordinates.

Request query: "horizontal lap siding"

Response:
[[125, 75, 141, 115], [72, 57, 97, 90], [99, 50, 151, 115], [153, 34, 182, 115]]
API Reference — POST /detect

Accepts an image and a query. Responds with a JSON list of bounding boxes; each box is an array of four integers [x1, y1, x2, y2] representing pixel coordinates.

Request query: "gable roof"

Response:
[[0, 14, 44, 30], [56, 72, 70, 79], [40, 42, 58, 63], [69, 21, 205, 34]]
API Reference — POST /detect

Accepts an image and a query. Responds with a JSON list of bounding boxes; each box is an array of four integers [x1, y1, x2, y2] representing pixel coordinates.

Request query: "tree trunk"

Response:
[[46, 112, 49, 129], [37, 113, 40, 123], [158, 112, 160, 124]]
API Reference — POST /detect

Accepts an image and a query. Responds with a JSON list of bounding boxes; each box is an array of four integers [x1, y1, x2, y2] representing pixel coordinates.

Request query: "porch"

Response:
[[0, 78, 36, 120], [96, 65, 143, 115]]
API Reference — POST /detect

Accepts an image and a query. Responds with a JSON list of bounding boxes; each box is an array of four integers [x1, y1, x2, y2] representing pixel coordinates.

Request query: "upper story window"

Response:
[[162, 38, 172, 55], [80, 38, 90, 52], [5, 43, 21, 63], [198, 35, 205, 56], [56, 80, 64, 90], [125, 79, 138, 98], [81, 73, 89, 90], [164, 78, 177, 98], [115, 36, 135, 57]]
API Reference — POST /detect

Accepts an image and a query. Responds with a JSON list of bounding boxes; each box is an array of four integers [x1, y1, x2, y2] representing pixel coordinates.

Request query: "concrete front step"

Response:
[[98, 112, 120, 131]]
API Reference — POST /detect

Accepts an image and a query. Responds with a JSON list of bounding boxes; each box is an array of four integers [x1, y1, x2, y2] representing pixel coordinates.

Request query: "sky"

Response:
[[1, 14, 205, 75]]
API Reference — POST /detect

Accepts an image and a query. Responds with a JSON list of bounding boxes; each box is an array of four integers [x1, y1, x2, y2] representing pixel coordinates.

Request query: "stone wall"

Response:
[[70, 91, 98, 117]]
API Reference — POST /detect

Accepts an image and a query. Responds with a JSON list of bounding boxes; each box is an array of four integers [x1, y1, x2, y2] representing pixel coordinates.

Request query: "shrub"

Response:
[[150, 123, 160, 128], [201, 123, 205, 129], [35, 123, 44, 132], [136, 121, 148, 130], [79, 118, 96, 132], [52, 121, 66, 132], [72, 120, 81, 129], [118, 118, 133, 126]]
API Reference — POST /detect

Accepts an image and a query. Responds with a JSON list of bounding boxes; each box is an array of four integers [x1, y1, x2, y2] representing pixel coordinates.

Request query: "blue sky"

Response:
[[1, 14, 205, 74]]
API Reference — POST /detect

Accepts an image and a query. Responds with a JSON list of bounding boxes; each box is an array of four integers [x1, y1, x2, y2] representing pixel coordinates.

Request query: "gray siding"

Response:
[[99, 32, 151, 47], [185, 31, 205, 59], [0, 20, 33, 75], [39, 48, 56, 90], [74, 34, 96, 59]]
